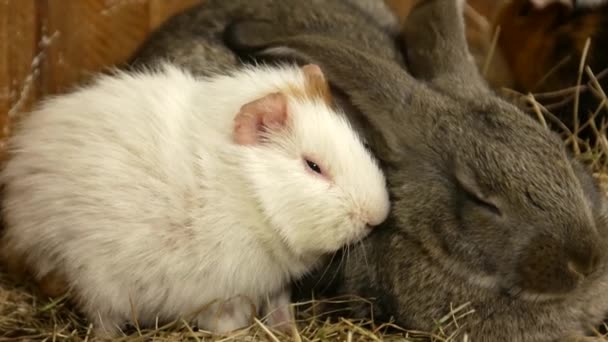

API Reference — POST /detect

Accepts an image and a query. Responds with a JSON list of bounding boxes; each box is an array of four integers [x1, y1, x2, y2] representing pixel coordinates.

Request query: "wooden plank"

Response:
[[41, 0, 150, 96], [1, 0, 203, 125], [0, 0, 9, 120], [0, 0, 39, 160], [6, 0, 39, 114]]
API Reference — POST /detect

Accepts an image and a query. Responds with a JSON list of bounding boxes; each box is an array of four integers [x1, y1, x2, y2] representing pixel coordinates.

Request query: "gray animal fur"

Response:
[[130, 0, 608, 341]]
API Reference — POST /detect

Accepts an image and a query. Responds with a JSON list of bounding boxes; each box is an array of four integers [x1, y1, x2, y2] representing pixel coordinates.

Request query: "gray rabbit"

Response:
[[130, 0, 608, 340], [224, 0, 608, 341]]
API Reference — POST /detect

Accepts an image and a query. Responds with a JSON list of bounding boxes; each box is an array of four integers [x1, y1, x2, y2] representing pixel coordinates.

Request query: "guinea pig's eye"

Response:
[[305, 159, 322, 174]]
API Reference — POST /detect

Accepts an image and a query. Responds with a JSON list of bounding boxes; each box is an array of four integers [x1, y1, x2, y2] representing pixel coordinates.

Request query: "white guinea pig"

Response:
[[0, 63, 390, 335]]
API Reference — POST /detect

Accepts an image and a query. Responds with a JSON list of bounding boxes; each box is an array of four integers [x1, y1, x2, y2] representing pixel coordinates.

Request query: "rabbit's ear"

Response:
[[401, 0, 489, 96], [226, 21, 429, 161]]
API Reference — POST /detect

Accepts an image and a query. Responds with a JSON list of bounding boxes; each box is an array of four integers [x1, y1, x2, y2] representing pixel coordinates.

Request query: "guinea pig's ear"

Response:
[[233, 92, 288, 145], [301, 63, 325, 82], [301, 64, 333, 105]]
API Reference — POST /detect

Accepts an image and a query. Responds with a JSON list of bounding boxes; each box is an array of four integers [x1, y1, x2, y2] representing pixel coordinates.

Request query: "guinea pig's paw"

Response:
[[37, 271, 69, 298], [263, 290, 296, 335], [212, 314, 252, 335], [195, 296, 256, 335]]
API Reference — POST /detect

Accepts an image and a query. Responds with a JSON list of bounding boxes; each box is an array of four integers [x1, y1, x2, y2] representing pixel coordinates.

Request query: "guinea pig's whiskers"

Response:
[[327, 247, 348, 290], [358, 239, 371, 276], [346, 244, 352, 272], [313, 249, 340, 290], [334, 246, 347, 280], [357, 239, 371, 275]]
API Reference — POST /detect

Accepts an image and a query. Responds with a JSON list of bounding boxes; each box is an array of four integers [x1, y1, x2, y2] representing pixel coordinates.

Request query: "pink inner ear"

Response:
[[233, 92, 288, 145]]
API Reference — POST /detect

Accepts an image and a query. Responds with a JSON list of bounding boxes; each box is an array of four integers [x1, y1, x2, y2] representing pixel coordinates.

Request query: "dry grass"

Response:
[[0, 273, 480, 341], [497, 44, 608, 176]]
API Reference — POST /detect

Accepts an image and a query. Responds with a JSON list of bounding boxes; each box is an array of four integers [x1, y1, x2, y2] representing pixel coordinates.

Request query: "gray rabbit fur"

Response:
[[130, 0, 608, 341]]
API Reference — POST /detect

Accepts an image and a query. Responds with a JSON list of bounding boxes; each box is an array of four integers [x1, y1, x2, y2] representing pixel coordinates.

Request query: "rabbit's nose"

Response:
[[566, 243, 603, 278], [516, 233, 605, 295]]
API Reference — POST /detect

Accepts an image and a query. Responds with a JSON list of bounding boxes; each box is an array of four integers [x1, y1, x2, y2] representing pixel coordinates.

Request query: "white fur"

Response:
[[1, 63, 390, 334]]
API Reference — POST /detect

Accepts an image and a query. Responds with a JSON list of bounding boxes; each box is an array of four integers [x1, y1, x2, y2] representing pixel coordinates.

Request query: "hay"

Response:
[[0, 273, 475, 341]]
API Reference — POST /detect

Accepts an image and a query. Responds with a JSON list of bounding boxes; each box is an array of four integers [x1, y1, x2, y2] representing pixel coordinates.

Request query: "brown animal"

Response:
[[493, 0, 608, 142]]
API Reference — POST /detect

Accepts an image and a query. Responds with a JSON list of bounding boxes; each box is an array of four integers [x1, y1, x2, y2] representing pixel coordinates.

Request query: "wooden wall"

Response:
[[0, 0, 500, 160], [0, 0, 200, 158]]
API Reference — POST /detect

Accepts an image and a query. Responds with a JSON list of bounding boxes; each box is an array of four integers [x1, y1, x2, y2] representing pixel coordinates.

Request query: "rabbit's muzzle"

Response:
[[514, 232, 605, 296]]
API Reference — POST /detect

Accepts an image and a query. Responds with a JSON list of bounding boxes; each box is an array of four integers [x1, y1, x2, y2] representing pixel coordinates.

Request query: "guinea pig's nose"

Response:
[[366, 212, 387, 227], [364, 200, 390, 227], [366, 219, 381, 228]]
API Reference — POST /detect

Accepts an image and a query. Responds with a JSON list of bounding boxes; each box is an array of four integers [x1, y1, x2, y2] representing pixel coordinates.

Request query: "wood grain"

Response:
[[1, 0, 38, 145], [0, 0, 200, 160], [0, 1, 10, 132]]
